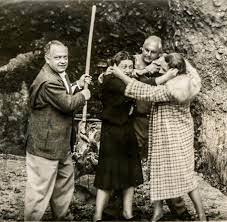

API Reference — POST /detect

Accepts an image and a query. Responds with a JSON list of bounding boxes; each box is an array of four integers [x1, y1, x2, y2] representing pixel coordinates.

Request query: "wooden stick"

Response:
[[82, 5, 96, 123]]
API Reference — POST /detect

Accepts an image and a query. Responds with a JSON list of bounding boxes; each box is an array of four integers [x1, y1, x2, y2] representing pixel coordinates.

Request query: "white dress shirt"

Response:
[[59, 72, 70, 93]]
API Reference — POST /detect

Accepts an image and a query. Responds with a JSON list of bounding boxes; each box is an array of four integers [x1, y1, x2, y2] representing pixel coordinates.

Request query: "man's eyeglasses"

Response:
[[141, 47, 159, 55]]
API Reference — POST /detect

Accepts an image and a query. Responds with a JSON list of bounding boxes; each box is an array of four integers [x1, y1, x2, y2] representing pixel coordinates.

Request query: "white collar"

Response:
[[59, 72, 66, 78]]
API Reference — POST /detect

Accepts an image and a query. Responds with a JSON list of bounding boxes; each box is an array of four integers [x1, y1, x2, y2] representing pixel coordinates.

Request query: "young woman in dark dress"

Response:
[[93, 51, 143, 221]]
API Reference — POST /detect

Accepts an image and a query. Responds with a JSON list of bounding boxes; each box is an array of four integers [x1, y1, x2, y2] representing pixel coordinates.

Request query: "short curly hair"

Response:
[[143, 36, 162, 51], [108, 51, 134, 66]]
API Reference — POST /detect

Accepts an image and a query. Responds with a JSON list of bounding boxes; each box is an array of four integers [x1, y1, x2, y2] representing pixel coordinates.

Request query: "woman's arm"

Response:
[[107, 65, 133, 85], [125, 80, 173, 103], [110, 65, 178, 85], [155, 68, 178, 85], [110, 65, 173, 103]]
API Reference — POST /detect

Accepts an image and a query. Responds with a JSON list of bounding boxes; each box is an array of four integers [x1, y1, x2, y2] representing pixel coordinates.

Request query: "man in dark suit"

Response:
[[24, 40, 91, 221]]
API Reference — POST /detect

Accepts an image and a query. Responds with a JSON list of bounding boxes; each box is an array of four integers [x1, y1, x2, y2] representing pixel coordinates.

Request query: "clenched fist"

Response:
[[77, 74, 92, 88], [80, 88, 91, 100]]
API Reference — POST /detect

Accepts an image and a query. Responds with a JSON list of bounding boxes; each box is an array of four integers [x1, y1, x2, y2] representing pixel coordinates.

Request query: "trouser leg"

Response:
[[50, 153, 74, 220], [24, 152, 58, 221], [133, 117, 149, 160]]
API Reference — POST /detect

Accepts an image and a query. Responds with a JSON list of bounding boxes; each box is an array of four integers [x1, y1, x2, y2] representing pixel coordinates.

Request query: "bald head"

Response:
[[143, 36, 162, 51], [141, 36, 162, 64]]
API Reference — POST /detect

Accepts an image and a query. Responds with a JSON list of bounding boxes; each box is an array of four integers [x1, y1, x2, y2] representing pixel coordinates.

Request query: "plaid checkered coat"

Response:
[[125, 80, 198, 201]]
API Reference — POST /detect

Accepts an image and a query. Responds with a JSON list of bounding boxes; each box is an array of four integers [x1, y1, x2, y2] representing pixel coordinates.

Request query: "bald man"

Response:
[[133, 36, 168, 159]]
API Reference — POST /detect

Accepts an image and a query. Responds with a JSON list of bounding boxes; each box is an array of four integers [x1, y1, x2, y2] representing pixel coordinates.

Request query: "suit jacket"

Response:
[[26, 64, 85, 160]]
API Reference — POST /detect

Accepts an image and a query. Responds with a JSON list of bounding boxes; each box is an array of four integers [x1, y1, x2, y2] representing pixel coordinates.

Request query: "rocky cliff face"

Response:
[[0, 0, 226, 187], [169, 0, 227, 188]]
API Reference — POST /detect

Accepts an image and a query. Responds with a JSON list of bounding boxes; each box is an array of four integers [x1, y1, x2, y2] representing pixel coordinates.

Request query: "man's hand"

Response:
[[145, 63, 160, 75], [133, 69, 147, 77], [133, 64, 160, 77], [98, 73, 104, 84], [98, 67, 113, 84], [80, 88, 91, 100], [77, 74, 92, 88]]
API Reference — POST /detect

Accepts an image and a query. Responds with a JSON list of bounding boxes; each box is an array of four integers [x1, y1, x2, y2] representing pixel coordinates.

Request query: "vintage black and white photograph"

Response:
[[0, 0, 227, 221]]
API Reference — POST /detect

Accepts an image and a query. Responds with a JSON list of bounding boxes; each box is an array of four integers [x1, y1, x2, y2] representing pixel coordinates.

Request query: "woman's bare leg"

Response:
[[122, 186, 134, 219], [93, 189, 111, 222], [188, 188, 206, 221], [151, 200, 164, 222]]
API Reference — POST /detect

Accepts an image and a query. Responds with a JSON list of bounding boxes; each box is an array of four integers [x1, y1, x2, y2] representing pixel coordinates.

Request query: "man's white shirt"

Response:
[[59, 72, 81, 93]]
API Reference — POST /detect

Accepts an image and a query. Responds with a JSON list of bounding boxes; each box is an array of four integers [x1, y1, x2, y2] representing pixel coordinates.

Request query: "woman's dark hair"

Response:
[[165, 53, 186, 74], [108, 51, 134, 66]]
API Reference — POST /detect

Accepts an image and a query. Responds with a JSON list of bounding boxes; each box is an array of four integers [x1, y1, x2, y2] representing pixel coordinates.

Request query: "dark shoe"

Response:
[[93, 216, 103, 222], [124, 216, 136, 221], [55, 212, 74, 221], [177, 210, 193, 221]]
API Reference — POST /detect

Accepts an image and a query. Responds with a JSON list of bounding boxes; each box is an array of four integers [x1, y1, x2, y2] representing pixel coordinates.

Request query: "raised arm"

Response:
[[110, 64, 180, 103], [125, 79, 173, 103], [41, 81, 86, 113]]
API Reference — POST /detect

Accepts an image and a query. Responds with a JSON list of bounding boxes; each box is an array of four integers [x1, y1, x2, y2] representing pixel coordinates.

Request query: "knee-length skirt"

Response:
[[94, 120, 143, 190]]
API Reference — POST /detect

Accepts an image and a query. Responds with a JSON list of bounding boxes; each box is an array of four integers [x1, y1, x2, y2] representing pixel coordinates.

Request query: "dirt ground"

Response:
[[0, 0, 227, 197], [0, 154, 227, 221]]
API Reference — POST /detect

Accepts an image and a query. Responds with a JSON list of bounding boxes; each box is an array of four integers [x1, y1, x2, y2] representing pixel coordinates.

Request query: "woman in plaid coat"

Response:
[[109, 53, 206, 221]]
